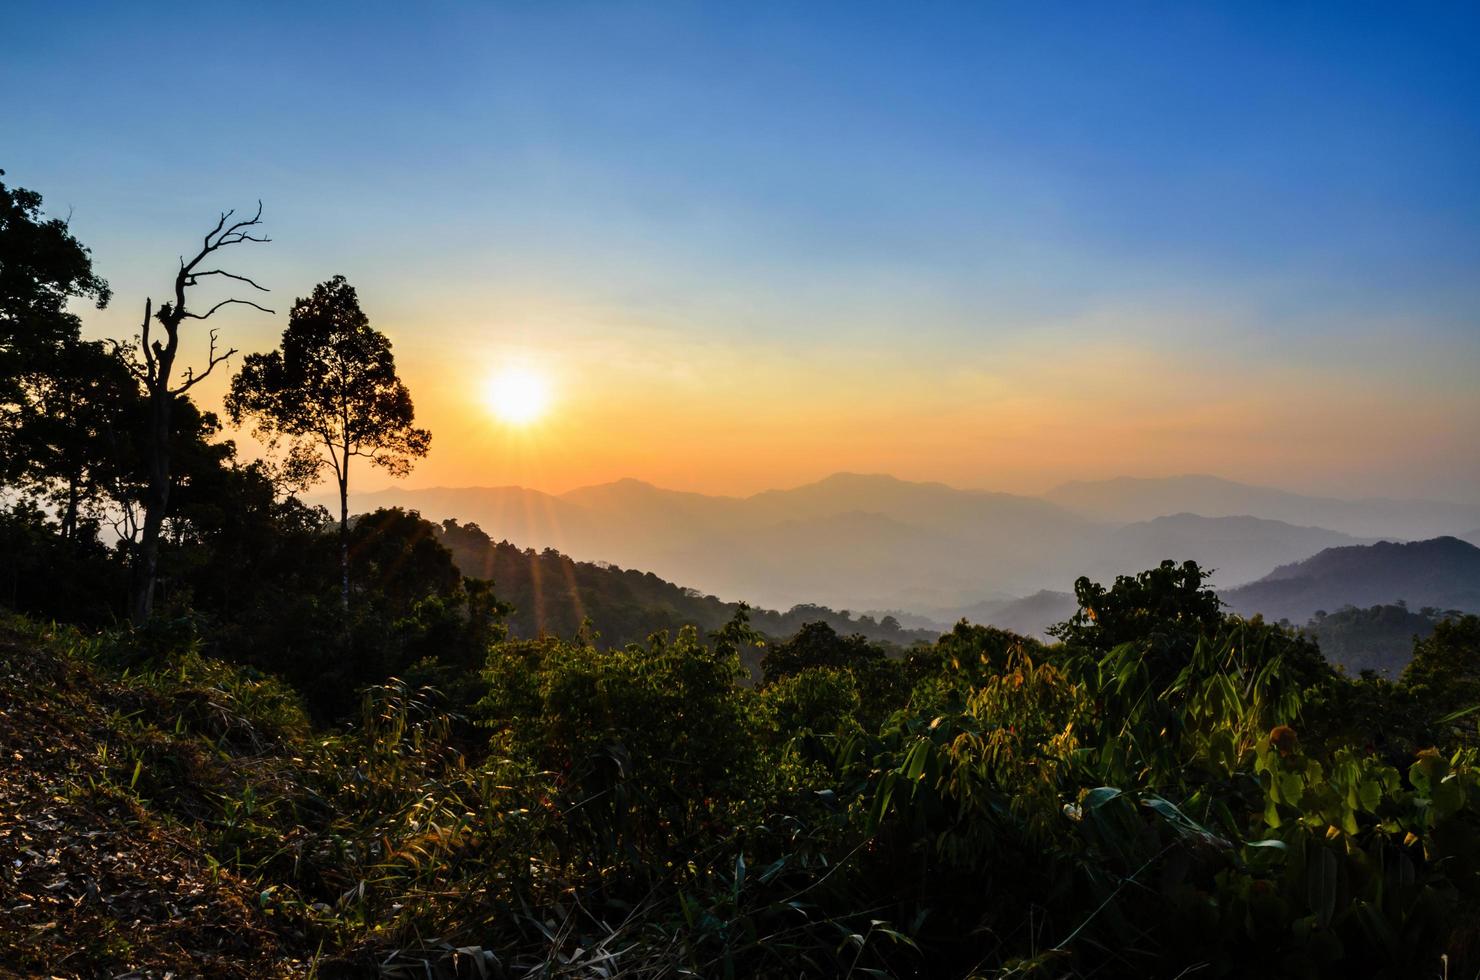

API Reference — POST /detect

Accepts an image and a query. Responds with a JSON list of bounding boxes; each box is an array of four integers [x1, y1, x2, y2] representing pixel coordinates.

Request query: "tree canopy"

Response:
[[227, 274, 429, 609], [227, 274, 430, 492], [0, 171, 112, 483]]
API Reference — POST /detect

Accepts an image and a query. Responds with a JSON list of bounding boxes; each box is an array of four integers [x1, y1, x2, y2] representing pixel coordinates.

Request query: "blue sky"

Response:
[[4, 2, 1478, 499]]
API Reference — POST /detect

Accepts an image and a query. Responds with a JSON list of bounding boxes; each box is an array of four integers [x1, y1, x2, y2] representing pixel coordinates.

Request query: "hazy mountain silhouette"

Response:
[[349, 473, 1475, 615], [1045, 475, 1480, 539], [1085, 514, 1371, 588], [940, 590, 1079, 639], [435, 519, 939, 660], [1221, 537, 1480, 624], [348, 485, 598, 553], [354, 473, 1093, 610]]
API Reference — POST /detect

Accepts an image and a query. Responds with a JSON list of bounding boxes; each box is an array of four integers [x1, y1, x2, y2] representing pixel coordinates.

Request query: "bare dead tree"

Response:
[[122, 205, 272, 625]]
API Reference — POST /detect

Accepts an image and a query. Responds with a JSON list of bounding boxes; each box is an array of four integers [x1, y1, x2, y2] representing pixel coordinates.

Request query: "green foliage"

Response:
[[1053, 558, 1224, 652], [11, 338, 142, 537], [911, 619, 1049, 705], [759, 620, 908, 728], [478, 623, 759, 873], [0, 501, 125, 623], [349, 507, 462, 614], [1403, 614, 1480, 742], [762, 620, 882, 682], [0, 170, 112, 477], [848, 580, 1480, 977], [759, 666, 863, 737], [8, 551, 1480, 977]]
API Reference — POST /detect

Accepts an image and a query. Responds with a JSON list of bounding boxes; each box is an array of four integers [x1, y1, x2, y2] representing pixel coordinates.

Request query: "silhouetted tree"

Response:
[[1051, 559, 1224, 653], [349, 507, 460, 616], [761, 620, 884, 684], [0, 169, 112, 482], [226, 276, 430, 612], [120, 204, 272, 624], [19, 339, 142, 540]]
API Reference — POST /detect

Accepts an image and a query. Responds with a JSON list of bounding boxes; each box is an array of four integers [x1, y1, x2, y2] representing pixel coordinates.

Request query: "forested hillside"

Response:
[[1223, 537, 1480, 623], [356, 473, 1479, 616], [435, 516, 938, 654], [1300, 604, 1450, 676]]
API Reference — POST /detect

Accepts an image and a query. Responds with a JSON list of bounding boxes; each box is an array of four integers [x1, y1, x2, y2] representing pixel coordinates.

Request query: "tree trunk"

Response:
[[61, 467, 80, 541], [123, 206, 267, 625], [129, 385, 172, 626], [338, 470, 350, 615]]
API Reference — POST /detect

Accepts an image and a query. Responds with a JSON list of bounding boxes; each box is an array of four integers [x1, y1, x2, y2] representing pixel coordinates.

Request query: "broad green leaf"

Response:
[[1082, 786, 1123, 810]]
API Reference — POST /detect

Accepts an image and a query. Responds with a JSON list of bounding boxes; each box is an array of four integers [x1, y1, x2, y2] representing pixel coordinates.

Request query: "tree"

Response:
[[349, 507, 460, 617], [0, 169, 111, 482], [17, 339, 143, 541], [1402, 614, 1480, 720], [1050, 559, 1224, 653], [760, 620, 883, 684], [121, 205, 272, 624], [226, 275, 430, 612]]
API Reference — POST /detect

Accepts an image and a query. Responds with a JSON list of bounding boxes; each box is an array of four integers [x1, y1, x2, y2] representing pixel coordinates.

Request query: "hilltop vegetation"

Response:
[[3, 561, 1480, 977]]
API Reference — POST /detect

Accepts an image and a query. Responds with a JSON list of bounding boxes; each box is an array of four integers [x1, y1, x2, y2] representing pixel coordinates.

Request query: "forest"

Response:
[[3, 170, 1480, 979]]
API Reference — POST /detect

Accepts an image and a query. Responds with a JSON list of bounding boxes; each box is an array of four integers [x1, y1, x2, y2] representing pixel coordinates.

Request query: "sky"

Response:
[[4, 1, 1479, 502]]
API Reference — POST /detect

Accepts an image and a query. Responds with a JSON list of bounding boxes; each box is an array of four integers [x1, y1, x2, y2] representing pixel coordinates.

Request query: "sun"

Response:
[[483, 366, 551, 425]]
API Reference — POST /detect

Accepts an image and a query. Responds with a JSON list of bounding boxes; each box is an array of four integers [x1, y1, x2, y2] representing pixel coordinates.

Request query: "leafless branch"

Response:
[[201, 209, 231, 254], [186, 268, 270, 291], [211, 202, 271, 249], [179, 203, 270, 279], [173, 328, 238, 394], [183, 297, 275, 320]]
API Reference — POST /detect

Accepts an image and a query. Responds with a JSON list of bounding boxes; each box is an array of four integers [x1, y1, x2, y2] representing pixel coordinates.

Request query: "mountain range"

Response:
[[341, 472, 1480, 624], [1221, 536, 1480, 625], [962, 537, 1480, 642], [1044, 475, 1480, 539], [434, 520, 937, 666]]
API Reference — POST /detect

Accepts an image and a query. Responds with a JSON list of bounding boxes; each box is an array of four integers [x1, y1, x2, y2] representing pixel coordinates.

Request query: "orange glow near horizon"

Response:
[[329, 309, 1480, 502], [139, 300, 1480, 505]]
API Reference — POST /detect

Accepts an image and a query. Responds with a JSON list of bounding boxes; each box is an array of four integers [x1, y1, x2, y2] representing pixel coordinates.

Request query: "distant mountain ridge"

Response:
[[948, 590, 1078, 640], [1084, 513, 1371, 589], [1045, 474, 1480, 539], [351, 473, 1094, 611], [343, 473, 1480, 617], [434, 520, 939, 662], [928, 537, 1480, 645], [1222, 537, 1480, 624]]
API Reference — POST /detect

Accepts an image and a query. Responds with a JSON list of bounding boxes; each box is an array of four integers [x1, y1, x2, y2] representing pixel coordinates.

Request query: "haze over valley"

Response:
[[345, 471, 1480, 630]]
